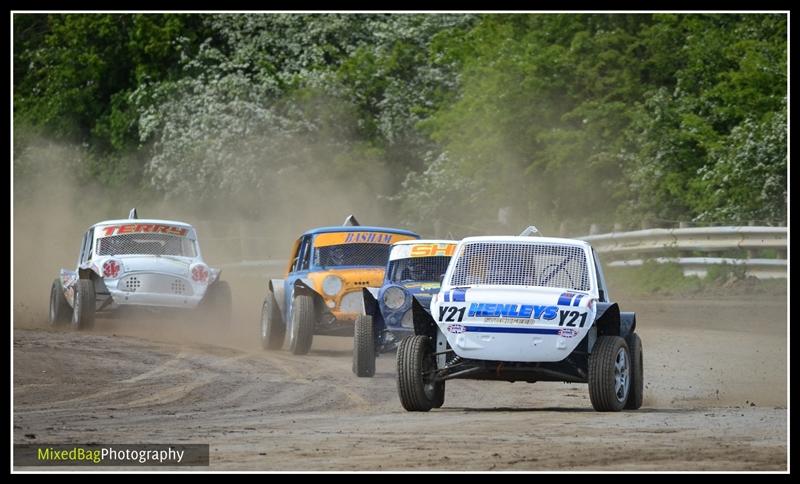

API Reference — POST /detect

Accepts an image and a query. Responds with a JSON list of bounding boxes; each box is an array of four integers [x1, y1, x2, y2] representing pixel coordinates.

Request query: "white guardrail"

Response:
[[213, 226, 788, 280], [578, 226, 787, 279]]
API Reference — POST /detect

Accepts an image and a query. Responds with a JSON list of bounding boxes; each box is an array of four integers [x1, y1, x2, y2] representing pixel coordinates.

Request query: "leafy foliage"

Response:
[[14, 13, 787, 231]]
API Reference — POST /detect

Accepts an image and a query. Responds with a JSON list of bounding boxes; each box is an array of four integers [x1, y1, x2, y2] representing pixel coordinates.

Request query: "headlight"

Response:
[[322, 275, 343, 296], [383, 286, 407, 310]]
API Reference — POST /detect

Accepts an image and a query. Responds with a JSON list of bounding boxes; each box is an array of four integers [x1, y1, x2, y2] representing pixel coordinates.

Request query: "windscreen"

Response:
[[96, 233, 196, 257], [449, 241, 590, 291], [388, 256, 451, 283], [314, 243, 392, 268]]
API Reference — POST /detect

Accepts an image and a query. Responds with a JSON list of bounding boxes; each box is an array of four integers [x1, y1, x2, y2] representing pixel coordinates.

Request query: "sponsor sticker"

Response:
[[410, 243, 456, 257], [314, 232, 416, 247], [559, 328, 579, 338], [101, 224, 189, 237], [447, 324, 466, 334], [482, 317, 535, 325]]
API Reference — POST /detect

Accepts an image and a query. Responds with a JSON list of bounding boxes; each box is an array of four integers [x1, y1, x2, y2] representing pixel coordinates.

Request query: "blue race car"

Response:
[[353, 239, 458, 377]]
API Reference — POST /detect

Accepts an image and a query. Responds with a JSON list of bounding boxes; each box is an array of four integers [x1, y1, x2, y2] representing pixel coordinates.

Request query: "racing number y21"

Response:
[[439, 306, 466, 322], [559, 310, 588, 327]]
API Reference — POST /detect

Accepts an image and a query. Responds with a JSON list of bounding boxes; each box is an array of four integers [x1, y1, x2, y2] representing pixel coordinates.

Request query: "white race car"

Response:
[[49, 209, 231, 329], [396, 227, 643, 412]]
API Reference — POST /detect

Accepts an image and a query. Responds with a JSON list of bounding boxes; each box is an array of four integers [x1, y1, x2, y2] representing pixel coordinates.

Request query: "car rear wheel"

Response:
[[397, 335, 445, 411], [352, 315, 376, 377], [260, 291, 285, 350], [49, 278, 70, 327], [288, 294, 315, 355], [71, 279, 95, 330], [588, 335, 630, 411], [624, 333, 644, 410]]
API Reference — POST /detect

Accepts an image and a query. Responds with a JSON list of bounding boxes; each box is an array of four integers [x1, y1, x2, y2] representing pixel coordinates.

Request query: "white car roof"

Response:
[[458, 235, 593, 250], [393, 239, 458, 246], [90, 219, 195, 229]]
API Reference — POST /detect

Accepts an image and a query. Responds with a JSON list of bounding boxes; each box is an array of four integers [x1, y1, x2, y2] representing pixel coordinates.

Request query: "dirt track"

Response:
[[13, 278, 788, 471]]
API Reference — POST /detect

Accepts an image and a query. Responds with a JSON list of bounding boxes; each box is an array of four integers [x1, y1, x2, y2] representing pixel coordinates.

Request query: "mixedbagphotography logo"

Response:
[[14, 444, 209, 467]]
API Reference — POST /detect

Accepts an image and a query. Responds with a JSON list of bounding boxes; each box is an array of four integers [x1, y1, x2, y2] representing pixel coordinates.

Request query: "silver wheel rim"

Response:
[[614, 347, 630, 403]]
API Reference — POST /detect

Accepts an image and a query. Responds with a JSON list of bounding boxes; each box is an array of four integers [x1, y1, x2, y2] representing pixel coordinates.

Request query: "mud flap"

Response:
[[361, 287, 380, 317], [592, 302, 621, 338], [293, 280, 324, 315], [411, 296, 438, 340], [94, 277, 112, 311], [361, 287, 385, 332], [292, 279, 337, 334]]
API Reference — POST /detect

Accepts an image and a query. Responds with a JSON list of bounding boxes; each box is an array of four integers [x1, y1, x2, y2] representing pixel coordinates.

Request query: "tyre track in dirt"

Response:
[[13, 293, 788, 471]]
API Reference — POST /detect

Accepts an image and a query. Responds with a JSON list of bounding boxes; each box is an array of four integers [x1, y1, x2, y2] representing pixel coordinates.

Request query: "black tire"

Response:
[[352, 315, 376, 377], [396, 335, 445, 411], [49, 278, 70, 327], [202, 280, 232, 324], [260, 291, 285, 350], [71, 279, 95, 330], [288, 294, 315, 355], [624, 333, 644, 410], [588, 335, 631, 412]]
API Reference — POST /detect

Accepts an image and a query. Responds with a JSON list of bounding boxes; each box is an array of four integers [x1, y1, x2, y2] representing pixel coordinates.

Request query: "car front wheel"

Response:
[[624, 333, 644, 410], [260, 291, 285, 350], [352, 315, 376, 377], [288, 294, 315, 355], [49, 278, 70, 327], [71, 279, 96, 330], [588, 335, 631, 412], [396, 335, 445, 411]]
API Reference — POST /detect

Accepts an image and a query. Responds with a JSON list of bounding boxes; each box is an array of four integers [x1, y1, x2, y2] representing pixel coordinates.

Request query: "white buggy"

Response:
[[396, 227, 643, 412], [49, 209, 231, 329]]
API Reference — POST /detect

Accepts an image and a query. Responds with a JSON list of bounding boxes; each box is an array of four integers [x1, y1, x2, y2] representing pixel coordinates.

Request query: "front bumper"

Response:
[[107, 289, 203, 309]]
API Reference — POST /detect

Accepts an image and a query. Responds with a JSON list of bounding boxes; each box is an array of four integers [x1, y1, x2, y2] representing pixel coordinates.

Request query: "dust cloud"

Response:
[[11, 141, 788, 474], [12, 131, 398, 350], [12, 132, 788, 411]]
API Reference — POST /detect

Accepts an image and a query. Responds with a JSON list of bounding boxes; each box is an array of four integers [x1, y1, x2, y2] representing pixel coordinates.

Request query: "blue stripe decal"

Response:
[[465, 326, 561, 335], [558, 293, 574, 305], [452, 288, 467, 302], [573, 294, 584, 307], [443, 291, 450, 302]]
